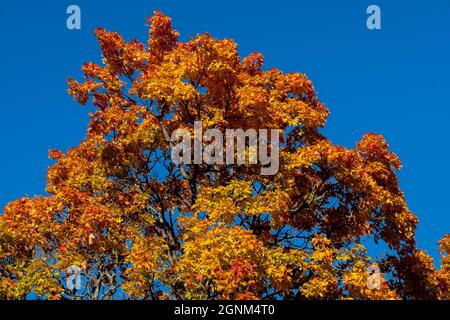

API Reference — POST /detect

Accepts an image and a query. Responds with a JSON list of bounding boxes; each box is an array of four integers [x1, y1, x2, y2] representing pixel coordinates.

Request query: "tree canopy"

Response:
[[1, 11, 449, 300]]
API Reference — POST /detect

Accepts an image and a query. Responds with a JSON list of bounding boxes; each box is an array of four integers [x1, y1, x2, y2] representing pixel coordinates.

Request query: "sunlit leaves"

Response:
[[0, 10, 448, 300]]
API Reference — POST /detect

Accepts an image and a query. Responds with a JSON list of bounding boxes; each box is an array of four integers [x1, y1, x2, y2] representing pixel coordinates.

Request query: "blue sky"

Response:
[[0, 0, 449, 261]]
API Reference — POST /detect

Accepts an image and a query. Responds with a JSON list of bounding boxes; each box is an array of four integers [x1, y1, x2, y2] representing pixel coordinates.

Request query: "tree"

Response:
[[0, 10, 449, 300]]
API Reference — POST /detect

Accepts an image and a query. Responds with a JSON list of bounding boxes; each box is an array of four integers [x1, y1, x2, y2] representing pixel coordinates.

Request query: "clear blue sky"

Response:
[[0, 0, 449, 261]]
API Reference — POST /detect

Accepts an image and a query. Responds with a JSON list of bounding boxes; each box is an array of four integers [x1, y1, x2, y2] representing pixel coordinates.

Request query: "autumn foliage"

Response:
[[1, 11, 449, 300]]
